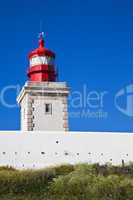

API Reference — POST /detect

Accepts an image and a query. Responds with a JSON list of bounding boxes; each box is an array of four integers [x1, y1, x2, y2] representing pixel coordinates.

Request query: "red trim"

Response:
[[27, 64, 57, 82], [27, 65, 54, 75], [28, 73, 56, 82], [28, 47, 55, 59]]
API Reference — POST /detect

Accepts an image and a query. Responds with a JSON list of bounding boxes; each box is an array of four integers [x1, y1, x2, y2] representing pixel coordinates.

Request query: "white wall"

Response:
[[0, 131, 132, 169], [17, 81, 69, 131], [33, 97, 67, 131]]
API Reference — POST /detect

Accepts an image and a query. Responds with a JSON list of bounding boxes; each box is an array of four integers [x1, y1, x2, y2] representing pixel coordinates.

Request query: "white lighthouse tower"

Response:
[[17, 33, 69, 131]]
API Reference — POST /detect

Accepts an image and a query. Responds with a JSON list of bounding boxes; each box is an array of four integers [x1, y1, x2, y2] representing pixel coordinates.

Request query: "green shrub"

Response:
[[0, 164, 133, 199], [54, 164, 74, 176], [0, 167, 56, 195]]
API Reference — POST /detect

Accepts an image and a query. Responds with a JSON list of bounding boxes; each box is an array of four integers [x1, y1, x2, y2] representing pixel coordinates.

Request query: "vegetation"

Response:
[[0, 163, 133, 199]]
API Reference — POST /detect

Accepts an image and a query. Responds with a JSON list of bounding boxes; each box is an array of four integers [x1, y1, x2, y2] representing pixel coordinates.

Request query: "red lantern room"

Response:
[[27, 32, 57, 82]]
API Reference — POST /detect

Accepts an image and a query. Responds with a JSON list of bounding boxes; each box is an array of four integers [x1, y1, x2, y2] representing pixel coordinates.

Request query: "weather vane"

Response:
[[39, 20, 45, 40], [39, 32, 44, 39]]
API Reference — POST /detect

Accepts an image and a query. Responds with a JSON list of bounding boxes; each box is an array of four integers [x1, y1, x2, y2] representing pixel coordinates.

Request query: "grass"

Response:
[[0, 163, 133, 199]]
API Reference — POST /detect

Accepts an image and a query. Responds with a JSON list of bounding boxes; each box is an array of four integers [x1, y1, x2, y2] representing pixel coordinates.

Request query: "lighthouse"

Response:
[[17, 33, 69, 131]]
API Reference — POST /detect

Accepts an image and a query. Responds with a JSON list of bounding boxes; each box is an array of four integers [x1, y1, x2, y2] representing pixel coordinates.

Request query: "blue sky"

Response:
[[0, 0, 133, 132]]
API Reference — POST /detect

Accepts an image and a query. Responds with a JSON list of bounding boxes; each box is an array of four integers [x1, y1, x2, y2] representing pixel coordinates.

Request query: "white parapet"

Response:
[[0, 131, 132, 169]]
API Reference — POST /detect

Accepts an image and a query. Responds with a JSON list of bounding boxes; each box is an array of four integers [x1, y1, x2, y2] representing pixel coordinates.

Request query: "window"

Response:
[[45, 104, 52, 114]]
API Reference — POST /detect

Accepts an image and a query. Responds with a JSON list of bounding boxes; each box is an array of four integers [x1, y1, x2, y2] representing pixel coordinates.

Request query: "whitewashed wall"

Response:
[[0, 131, 132, 169], [17, 81, 69, 131], [32, 97, 68, 131]]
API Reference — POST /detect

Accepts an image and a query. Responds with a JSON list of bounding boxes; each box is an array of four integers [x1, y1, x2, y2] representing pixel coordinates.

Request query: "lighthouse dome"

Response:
[[28, 33, 55, 59]]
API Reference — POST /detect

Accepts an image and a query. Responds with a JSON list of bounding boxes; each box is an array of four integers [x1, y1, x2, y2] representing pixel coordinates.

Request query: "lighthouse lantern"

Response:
[[27, 33, 56, 82]]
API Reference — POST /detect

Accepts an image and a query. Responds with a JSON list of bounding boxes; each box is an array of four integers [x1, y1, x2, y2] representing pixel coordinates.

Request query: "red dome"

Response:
[[28, 34, 55, 59]]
